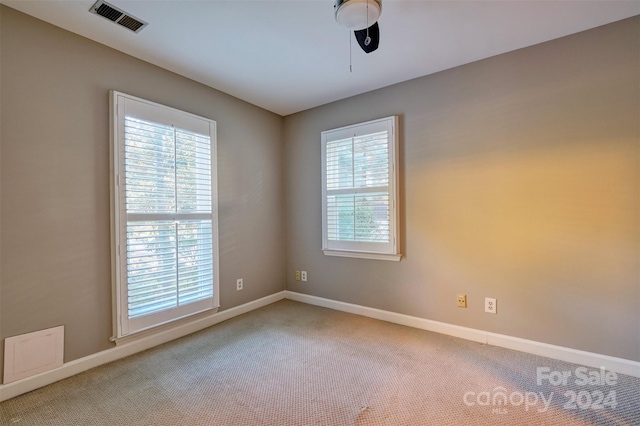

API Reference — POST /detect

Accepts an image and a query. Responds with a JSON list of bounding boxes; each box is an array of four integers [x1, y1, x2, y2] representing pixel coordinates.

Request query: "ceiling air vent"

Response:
[[89, 0, 147, 33]]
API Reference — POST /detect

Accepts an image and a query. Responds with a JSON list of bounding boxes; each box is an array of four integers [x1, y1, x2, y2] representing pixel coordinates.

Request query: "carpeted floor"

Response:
[[0, 300, 638, 425]]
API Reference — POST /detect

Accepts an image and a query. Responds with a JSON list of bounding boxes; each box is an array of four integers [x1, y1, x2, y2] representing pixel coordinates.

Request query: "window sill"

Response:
[[110, 306, 219, 345], [322, 250, 402, 262]]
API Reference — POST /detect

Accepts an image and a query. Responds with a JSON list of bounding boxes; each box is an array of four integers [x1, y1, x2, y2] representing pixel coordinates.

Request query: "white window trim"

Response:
[[323, 250, 402, 262], [109, 91, 220, 341], [321, 116, 401, 261]]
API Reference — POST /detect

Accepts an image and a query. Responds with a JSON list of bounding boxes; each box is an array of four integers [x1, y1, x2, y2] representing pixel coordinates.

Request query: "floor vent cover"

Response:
[[90, 0, 148, 33]]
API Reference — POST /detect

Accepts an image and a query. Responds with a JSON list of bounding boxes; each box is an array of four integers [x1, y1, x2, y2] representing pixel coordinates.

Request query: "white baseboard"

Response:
[[3, 289, 637, 402], [284, 291, 640, 378], [0, 291, 286, 402]]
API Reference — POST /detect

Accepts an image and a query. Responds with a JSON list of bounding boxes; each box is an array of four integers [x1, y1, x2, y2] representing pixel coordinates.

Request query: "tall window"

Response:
[[111, 91, 219, 338], [321, 116, 400, 261]]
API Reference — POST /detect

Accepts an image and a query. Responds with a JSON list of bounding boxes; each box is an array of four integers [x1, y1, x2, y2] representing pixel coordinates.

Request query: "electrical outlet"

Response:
[[295, 271, 301, 281], [485, 297, 496, 314], [301, 271, 307, 282], [236, 278, 243, 291], [457, 294, 467, 308]]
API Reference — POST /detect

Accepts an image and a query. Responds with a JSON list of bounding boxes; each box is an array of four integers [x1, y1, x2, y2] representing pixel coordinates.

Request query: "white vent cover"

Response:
[[3, 326, 64, 384], [89, 0, 148, 33]]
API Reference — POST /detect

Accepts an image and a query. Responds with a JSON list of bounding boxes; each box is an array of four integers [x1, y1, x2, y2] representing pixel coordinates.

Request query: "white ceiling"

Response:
[[3, 0, 639, 115]]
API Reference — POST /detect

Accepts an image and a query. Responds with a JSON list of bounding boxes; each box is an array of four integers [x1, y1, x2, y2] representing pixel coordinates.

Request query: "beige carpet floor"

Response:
[[1, 299, 638, 425]]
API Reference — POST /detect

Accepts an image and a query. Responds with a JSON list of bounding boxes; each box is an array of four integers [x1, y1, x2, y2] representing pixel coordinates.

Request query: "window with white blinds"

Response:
[[111, 91, 219, 338], [321, 116, 400, 261]]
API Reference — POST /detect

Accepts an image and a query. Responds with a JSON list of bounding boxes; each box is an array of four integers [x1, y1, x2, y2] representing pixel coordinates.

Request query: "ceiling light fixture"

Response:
[[334, 0, 381, 31], [334, 0, 382, 54]]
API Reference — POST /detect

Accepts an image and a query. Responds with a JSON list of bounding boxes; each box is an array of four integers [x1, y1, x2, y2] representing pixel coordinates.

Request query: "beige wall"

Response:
[[0, 7, 285, 371], [284, 17, 639, 361], [1, 5, 638, 379]]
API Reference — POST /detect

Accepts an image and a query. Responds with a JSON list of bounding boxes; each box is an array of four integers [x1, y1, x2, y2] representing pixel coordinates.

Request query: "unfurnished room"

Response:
[[0, 1, 638, 425]]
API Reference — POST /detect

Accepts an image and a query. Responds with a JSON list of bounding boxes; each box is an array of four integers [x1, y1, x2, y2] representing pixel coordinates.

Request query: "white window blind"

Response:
[[111, 91, 219, 338], [321, 116, 400, 261]]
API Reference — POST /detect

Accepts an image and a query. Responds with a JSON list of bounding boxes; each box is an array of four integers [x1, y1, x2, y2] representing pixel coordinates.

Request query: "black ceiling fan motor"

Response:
[[354, 22, 379, 54]]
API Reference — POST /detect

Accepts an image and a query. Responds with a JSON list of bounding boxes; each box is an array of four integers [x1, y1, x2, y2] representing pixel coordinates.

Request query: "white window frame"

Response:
[[321, 116, 401, 261], [110, 91, 220, 340]]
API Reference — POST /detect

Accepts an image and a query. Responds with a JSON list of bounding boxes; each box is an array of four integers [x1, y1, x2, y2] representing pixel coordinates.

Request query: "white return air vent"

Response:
[[3, 326, 64, 384], [89, 0, 148, 33]]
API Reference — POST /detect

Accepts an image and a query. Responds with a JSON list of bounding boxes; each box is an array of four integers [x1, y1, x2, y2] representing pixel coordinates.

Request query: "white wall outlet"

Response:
[[301, 271, 307, 282], [485, 297, 496, 314], [236, 278, 243, 291]]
